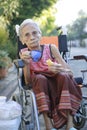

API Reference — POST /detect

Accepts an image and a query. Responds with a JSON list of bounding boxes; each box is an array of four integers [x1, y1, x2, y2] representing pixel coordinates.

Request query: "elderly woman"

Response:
[[19, 19, 82, 130]]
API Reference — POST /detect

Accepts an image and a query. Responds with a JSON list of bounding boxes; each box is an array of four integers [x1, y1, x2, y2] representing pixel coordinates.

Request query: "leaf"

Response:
[[0, 8, 4, 15]]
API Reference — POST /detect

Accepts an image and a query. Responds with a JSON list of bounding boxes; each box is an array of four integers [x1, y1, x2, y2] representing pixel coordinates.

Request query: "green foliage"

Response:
[[0, 25, 17, 60], [0, 0, 58, 59], [0, 0, 19, 22], [0, 8, 4, 15], [6, 42, 17, 60], [0, 0, 58, 43], [0, 41, 17, 60], [0, 50, 12, 68], [0, 26, 9, 45], [18, 0, 57, 17], [35, 7, 57, 36]]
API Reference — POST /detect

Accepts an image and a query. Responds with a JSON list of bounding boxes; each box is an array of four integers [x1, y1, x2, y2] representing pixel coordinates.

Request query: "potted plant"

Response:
[[0, 50, 12, 79]]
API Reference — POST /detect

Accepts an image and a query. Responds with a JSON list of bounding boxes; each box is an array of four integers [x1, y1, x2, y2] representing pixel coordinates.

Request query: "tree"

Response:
[[67, 10, 87, 46], [11, 0, 58, 38], [0, 0, 58, 59], [34, 6, 58, 36], [14, 0, 57, 23], [0, 0, 57, 24], [0, 0, 58, 41], [0, 0, 19, 23]]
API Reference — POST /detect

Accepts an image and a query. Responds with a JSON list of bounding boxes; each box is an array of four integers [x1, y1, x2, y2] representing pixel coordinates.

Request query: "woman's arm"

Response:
[[50, 44, 73, 75], [23, 64, 31, 85], [19, 51, 31, 85]]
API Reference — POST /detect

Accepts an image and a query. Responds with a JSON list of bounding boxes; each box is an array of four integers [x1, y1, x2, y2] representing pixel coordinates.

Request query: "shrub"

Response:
[[0, 50, 12, 68]]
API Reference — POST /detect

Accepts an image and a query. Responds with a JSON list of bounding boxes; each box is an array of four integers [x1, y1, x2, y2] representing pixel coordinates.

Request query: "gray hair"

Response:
[[19, 19, 41, 38]]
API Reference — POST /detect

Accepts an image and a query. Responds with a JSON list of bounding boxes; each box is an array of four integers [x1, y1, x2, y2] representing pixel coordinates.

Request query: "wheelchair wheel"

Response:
[[73, 101, 86, 129]]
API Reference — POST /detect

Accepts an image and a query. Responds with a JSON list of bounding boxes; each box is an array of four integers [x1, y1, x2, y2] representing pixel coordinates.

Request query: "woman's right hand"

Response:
[[19, 51, 31, 64]]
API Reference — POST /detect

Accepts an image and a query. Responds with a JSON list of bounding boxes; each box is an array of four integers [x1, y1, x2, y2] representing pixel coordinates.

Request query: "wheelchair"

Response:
[[72, 55, 87, 129], [14, 26, 87, 130]]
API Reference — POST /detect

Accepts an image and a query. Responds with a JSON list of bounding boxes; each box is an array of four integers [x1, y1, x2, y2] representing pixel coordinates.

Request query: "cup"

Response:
[[31, 50, 42, 62]]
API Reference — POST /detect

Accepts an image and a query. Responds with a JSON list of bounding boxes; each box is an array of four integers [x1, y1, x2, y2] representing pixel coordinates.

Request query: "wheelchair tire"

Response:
[[73, 104, 86, 129]]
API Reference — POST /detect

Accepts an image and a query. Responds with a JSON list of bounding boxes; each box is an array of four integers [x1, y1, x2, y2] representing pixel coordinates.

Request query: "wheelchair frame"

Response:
[[14, 26, 87, 129], [13, 63, 40, 130], [72, 55, 87, 129]]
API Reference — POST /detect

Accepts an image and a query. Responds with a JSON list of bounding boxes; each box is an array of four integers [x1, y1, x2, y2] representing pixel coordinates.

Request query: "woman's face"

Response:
[[21, 24, 41, 50]]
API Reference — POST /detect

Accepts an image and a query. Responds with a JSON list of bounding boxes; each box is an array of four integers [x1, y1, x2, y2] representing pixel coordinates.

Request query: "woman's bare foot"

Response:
[[66, 112, 74, 130], [43, 113, 53, 130]]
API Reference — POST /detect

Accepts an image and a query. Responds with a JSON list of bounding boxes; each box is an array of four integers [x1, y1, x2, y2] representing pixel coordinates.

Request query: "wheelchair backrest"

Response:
[[16, 36, 68, 57]]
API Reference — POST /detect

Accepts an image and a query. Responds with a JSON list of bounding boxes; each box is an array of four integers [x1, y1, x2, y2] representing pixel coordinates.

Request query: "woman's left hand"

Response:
[[48, 62, 73, 76], [48, 62, 63, 74]]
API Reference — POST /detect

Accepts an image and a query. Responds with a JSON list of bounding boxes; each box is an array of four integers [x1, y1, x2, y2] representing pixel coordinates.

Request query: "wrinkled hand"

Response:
[[48, 62, 63, 74], [19, 51, 31, 64], [48, 62, 73, 76]]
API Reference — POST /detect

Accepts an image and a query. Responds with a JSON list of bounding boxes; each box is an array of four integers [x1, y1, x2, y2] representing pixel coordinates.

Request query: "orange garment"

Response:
[[40, 36, 59, 48]]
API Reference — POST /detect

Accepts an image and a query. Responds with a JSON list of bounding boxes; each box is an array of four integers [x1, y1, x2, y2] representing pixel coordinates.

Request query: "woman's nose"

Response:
[[30, 34, 34, 39]]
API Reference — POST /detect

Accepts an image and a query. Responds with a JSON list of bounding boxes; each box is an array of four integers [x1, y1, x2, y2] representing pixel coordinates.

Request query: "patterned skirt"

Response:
[[31, 72, 82, 129]]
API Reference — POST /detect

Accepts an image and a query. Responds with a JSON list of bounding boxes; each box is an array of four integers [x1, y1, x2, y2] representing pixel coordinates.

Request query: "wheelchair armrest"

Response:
[[14, 59, 32, 90], [13, 59, 25, 68], [73, 54, 87, 61]]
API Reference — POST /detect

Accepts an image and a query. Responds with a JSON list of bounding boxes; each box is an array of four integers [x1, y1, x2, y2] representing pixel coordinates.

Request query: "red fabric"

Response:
[[29, 44, 82, 129], [31, 73, 82, 129], [30, 44, 56, 73]]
